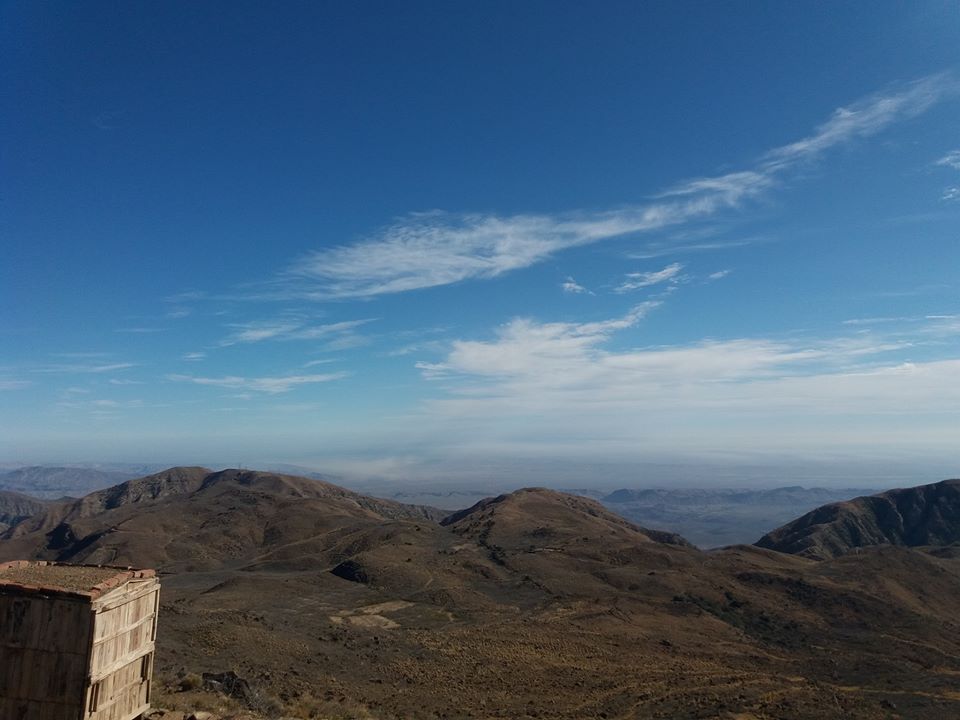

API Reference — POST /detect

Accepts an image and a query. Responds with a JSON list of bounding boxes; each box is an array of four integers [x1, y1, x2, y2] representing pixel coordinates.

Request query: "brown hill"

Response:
[[0, 490, 47, 533], [4, 469, 960, 719], [442, 486, 692, 547], [756, 479, 960, 559], [0, 467, 444, 571]]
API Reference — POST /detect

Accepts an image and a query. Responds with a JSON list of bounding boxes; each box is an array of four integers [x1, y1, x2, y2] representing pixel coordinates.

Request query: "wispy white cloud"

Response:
[[51, 352, 110, 359], [707, 269, 732, 281], [0, 379, 32, 391], [109, 378, 144, 385], [52, 396, 147, 421], [758, 75, 952, 168], [386, 341, 447, 357], [163, 290, 205, 318], [92, 399, 122, 408], [272, 74, 956, 300], [220, 318, 375, 346], [627, 238, 759, 260], [167, 371, 348, 394], [842, 316, 910, 326], [33, 362, 136, 374], [224, 321, 299, 344], [284, 208, 697, 300], [615, 262, 684, 293], [183, 352, 207, 361], [164, 291, 206, 303], [561, 277, 592, 295], [290, 320, 368, 339], [322, 333, 371, 352], [936, 149, 960, 170], [942, 186, 960, 201]]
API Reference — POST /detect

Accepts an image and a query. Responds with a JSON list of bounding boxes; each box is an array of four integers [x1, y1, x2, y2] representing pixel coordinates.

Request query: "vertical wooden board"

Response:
[[89, 624, 155, 679], [93, 590, 156, 642], [0, 648, 87, 703], [0, 593, 91, 655], [39, 596, 92, 655], [0, 697, 83, 720], [96, 654, 142, 700], [42, 650, 89, 702], [0, 646, 25, 696], [0, 595, 31, 646], [89, 677, 149, 720]]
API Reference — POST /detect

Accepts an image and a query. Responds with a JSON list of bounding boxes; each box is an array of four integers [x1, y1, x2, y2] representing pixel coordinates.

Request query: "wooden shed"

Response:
[[0, 560, 160, 720]]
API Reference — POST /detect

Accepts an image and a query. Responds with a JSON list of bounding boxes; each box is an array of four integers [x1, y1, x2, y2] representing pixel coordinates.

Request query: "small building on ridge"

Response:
[[0, 560, 160, 720]]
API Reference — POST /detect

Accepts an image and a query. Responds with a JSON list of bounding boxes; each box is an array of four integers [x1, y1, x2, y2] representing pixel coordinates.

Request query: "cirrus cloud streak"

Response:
[[278, 74, 956, 300], [167, 372, 348, 394]]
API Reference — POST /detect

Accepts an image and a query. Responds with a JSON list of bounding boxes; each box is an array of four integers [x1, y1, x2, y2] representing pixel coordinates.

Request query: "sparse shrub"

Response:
[[179, 673, 203, 691], [285, 693, 377, 719]]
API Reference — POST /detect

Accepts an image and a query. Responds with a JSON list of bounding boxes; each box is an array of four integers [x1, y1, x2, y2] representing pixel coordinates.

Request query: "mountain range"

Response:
[[2, 468, 960, 719], [0, 465, 141, 498]]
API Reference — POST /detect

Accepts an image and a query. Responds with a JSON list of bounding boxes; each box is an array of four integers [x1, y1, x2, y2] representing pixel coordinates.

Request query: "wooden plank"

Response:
[[0, 647, 89, 702], [90, 643, 155, 685], [87, 654, 152, 719], [93, 591, 158, 642], [0, 592, 92, 704], [91, 579, 159, 613], [0, 696, 84, 720], [89, 588, 159, 681], [89, 677, 150, 720], [0, 592, 92, 655]]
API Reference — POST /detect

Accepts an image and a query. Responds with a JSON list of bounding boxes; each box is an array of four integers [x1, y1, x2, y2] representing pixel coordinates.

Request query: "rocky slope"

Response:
[[0, 490, 47, 533], [756, 478, 960, 559]]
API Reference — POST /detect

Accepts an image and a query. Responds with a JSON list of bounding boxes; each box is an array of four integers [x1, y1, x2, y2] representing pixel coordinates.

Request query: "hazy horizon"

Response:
[[0, 454, 952, 494]]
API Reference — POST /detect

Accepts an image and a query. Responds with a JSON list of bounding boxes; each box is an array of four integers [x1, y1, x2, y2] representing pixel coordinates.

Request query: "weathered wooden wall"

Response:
[[87, 578, 159, 720], [0, 590, 93, 720]]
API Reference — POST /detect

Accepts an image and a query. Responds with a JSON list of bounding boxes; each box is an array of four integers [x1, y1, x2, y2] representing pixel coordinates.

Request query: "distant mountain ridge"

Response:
[[756, 479, 960, 559], [601, 486, 869, 505], [596, 485, 877, 548], [0, 465, 138, 499]]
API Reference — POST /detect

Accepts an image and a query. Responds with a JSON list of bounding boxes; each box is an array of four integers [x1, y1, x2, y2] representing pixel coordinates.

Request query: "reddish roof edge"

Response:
[[0, 560, 157, 599]]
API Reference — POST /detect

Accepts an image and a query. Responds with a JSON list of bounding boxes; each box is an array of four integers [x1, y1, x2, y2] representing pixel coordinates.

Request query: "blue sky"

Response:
[[2, 2, 960, 485]]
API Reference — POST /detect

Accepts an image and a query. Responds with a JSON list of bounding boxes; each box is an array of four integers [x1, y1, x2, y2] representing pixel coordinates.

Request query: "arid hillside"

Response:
[[0, 467, 445, 571], [756, 479, 960, 559], [3, 469, 960, 719], [0, 490, 47, 533]]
